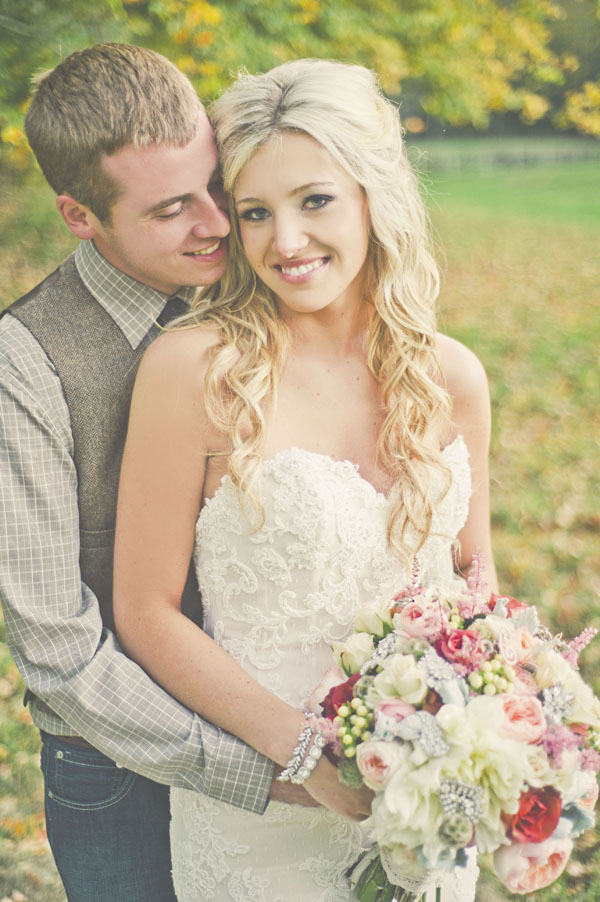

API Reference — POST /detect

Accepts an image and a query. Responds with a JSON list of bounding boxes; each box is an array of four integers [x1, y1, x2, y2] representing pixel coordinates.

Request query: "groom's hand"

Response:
[[268, 767, 322, 806]]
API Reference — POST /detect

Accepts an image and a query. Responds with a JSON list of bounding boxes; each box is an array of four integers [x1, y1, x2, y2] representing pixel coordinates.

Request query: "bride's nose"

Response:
[[271, 213, 309, 258]]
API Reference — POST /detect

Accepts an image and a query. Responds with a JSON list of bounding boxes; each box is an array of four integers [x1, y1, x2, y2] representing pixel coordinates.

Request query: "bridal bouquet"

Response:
[[318, 562, 600, 900]]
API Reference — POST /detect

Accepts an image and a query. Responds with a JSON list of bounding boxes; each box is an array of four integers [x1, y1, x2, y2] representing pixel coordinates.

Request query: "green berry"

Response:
[[469, 672, 483, 690]]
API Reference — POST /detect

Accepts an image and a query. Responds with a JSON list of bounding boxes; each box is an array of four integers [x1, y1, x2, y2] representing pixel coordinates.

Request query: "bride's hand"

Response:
[[305, 756, 374, 821]]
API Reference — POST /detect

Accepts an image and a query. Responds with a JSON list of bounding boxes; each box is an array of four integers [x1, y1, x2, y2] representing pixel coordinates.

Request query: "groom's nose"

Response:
[[191, 192, 230, 239]]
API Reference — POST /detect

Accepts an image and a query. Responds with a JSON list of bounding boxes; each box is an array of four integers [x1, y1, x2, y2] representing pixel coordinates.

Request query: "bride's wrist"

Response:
[[277, 712, 337, 785]]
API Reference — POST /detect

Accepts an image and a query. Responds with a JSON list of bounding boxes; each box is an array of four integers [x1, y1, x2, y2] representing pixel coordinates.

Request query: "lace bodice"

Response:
[[194, 438, 471, 709], [170, 437, 477, 902]]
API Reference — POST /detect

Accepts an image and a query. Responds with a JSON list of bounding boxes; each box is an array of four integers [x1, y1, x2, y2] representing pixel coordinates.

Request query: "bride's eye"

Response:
[[239, 206, 270, 222], [303, 194, 333, 211]]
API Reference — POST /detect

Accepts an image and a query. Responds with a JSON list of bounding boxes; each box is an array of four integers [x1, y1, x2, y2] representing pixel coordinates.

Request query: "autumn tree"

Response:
[[1, 0, 599, 167]]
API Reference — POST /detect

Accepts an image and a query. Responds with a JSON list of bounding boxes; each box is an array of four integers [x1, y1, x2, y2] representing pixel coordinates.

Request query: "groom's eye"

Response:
[[155, 204, 184, 220]]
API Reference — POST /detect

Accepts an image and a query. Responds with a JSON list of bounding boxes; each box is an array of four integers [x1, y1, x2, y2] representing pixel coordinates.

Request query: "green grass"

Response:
[[427, 162, 600, 225], [1, 145, 599, 900]]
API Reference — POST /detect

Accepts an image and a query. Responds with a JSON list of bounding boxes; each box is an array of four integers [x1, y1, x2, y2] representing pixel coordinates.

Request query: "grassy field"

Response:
[[1, 140, 599, 900]]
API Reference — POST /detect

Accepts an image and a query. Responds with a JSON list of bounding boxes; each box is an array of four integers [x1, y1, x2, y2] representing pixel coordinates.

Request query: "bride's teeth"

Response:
[[281, 259, 323, 276]]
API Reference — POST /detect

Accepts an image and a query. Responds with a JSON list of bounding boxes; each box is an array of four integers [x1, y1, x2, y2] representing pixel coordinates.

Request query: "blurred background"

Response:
[[0, 1, 599, 900]]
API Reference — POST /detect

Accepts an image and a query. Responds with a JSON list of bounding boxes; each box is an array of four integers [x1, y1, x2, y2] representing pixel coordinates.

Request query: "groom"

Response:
[[0, 44, 338, 902]]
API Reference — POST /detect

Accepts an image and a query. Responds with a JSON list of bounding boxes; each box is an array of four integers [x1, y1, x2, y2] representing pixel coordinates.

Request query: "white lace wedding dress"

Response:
[[170, 438, 479, 901]]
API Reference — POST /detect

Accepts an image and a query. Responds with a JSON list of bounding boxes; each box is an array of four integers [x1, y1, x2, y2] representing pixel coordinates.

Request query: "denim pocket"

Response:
[[41, 737, 137, 811]]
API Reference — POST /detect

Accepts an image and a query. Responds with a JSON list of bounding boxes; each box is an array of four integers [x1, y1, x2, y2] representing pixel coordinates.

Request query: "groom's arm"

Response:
[[0, 314, 281, 811]]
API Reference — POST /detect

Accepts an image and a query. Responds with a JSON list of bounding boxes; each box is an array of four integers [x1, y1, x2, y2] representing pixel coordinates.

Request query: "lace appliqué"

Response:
[[170, 791, 270, 902]]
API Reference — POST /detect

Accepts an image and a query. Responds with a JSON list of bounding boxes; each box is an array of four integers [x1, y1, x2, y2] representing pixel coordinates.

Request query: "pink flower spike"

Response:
[[563, 627, 598, 668], [458, 548, 490, 619], [580, 748, 600, 773]]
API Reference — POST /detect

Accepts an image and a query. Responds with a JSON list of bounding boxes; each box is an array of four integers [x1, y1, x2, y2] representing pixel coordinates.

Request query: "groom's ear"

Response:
[[56, 194, 99, 240]]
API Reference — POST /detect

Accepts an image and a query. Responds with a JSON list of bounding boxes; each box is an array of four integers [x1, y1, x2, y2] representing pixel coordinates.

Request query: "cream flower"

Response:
[[370, 654, 428, 706], [535, 648, 600, 728], [331, 632, 374, 676], [354, 600, 393, 638], [524, 745, 553, 788]]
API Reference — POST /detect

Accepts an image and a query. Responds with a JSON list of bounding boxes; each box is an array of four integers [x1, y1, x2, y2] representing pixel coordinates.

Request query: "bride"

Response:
[[113, 59, 497, 901]]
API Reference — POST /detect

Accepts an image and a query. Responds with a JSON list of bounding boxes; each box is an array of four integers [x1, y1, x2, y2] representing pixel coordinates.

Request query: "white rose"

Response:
[[331, 632, 374, 675], [354, 600, 393, 638], [535, 649, 600, 728], [436, 700, 533, 801], [524, 745, 553, 788], [371, 654, 429, 706], [372, 765, 445, 851]]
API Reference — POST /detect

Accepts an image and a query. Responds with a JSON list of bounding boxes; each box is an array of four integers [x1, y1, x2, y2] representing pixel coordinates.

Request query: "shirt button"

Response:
[[56, 750, 64, 759]]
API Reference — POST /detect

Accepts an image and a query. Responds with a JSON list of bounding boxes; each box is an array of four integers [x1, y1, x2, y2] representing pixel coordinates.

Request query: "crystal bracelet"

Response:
[[276, 721, 315, 783], [290, 732, 326, 784]]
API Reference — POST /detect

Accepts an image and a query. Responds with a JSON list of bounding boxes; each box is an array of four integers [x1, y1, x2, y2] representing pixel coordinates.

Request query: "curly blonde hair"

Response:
[[192, 59, 451, 564]]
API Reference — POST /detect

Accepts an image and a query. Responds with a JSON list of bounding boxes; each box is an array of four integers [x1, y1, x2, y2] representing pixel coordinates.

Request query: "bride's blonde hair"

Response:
[[193, 58, 451, 564]]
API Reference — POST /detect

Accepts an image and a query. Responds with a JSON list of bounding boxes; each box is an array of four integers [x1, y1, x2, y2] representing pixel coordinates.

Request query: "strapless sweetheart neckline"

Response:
[[200, 435, 466, 513]]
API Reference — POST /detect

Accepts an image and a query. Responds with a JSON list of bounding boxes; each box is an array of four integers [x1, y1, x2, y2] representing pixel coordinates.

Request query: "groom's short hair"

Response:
[[25, 43, 203, 223]]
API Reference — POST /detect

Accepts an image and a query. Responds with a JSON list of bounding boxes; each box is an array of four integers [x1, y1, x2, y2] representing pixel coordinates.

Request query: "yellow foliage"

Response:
[[520, 91, 551, 123], [559, 81, 600, 137], [194, 30, 215, 47], [199, 61, 220, 77], [1, 816, 28, 840], [562, 55, 579, 74], [176, 55, 200, 74], [185, 0, 221, 27], [294, 0, 320, 25], [1, 125, 27, 148], [1, 125, 32, 170], [478, 33, 497, 57]]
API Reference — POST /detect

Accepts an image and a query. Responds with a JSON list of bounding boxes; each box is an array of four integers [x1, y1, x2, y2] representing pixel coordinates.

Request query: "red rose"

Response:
[[506, 787, 562, 844], [435, 628, 485, 672], [320, 672, 361, 720], [490, 594, 529, 617]]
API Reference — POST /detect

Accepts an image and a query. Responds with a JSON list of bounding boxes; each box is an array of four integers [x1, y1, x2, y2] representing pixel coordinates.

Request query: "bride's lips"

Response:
[[274, 256, 329, 284], [183, 239, 227, 263]]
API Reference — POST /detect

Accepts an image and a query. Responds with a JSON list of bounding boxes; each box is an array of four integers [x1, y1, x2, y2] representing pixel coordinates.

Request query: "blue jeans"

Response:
[[40, 732, 177, 902]]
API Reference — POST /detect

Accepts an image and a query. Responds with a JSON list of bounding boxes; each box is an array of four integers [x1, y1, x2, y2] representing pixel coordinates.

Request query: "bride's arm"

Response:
[[113, 329, 371, 819], [438, 334, 499, 593]]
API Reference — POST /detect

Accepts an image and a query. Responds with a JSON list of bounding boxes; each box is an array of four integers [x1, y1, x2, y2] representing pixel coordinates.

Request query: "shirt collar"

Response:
[[74, 240, 197, 349]]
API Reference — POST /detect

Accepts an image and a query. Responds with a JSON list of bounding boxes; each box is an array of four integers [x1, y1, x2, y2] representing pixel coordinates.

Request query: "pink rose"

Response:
[[577, 779, 599, 811], [375, 699, 416, 725], [499, 627, 535, 666], [355, 740, 404, 790], [512, 666, 540, 697], [490, 594, 530, 618], [435, 629, 487, 673], [394, 602, 443, 640], [493, 837, 572, 894], [499, 696, 547, 744]]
